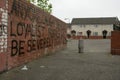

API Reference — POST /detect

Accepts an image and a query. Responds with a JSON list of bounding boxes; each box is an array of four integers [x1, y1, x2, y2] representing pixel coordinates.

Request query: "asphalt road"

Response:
[[0, 40, 120, 80]]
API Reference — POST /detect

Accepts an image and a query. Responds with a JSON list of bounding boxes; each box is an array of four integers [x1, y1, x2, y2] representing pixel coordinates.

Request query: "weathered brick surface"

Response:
[[0, 0, 67, 72], [111, 31, 120, 55], [0, 0, 8, 73], [0, 0, 6, 8]]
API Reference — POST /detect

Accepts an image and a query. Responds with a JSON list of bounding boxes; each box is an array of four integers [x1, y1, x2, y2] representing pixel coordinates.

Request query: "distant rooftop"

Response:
[[71, 17, 120, 25]]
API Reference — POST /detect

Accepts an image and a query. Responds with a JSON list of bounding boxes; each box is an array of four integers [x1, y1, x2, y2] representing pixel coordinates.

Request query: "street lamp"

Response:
[[64, 18, 70, 23], [64, 18, 71, 39]]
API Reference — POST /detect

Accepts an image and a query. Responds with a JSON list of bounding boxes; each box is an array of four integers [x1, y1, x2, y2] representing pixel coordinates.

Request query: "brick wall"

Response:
[[0, 0, 6, 8], [0, 0, 8, 73], [111, 31, 120, 55], [0, 0, 67, 72]]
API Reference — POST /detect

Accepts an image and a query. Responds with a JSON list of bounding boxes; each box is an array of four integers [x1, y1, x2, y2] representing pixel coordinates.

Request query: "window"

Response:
[[77, 32, 83, 36], [83, 25, 86, 28], [80, 25, 82, 27], [94, 25, 98, 27], [80, 25, 85, 28], [93, 32, 98, 36]]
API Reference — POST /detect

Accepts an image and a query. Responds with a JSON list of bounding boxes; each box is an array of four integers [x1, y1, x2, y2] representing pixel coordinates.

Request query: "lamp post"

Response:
[[64, 18, 71, 40], [64, 18, 70, 23]]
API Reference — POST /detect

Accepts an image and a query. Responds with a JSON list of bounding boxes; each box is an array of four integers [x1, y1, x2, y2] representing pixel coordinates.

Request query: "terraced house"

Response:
[[71, 17, 120, 39]]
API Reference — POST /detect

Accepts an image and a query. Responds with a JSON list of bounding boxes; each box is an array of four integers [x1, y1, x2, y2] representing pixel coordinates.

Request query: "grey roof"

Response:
[[71, 17, 120, 25]]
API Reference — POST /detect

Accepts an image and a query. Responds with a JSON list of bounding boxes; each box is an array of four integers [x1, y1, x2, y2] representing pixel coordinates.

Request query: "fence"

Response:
[[78, 39, 111, 53], [111, 31, 120, 55]]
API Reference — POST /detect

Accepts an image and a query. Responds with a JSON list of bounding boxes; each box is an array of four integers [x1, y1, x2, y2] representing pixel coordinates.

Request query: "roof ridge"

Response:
[[71, 17, 119, 25], [73, 17, 117, 19]]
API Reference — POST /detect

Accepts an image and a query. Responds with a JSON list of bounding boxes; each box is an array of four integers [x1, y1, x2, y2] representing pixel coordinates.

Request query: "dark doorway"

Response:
[[86, 30, 91, 38], [102, 30, 108, 39], [71, 30, 76, 36]]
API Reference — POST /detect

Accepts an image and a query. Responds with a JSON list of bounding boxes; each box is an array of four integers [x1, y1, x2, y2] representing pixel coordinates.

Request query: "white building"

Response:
[[67, 23, 71, 34], [71, 17, 120, 38]]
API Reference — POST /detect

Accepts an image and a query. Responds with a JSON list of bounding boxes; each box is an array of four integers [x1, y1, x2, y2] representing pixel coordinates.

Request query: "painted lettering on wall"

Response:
[[10, 0, 67, 57], [0, 7, 8, 53]]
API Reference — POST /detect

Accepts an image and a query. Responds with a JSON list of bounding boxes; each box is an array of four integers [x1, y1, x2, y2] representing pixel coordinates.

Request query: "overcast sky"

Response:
[[50, 0, 120, 23]]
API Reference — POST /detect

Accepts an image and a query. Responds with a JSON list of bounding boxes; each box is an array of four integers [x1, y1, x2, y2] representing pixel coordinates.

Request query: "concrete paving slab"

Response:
[[0, 40, 120, 80]]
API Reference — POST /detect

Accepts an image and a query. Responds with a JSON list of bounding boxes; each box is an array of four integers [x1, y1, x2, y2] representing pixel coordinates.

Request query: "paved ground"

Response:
[[0, 40, 120, 80], [80, 39, 111, 53]]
